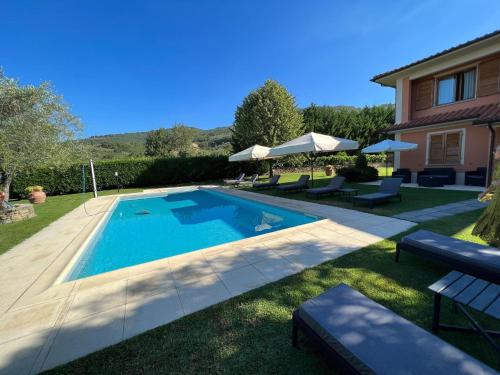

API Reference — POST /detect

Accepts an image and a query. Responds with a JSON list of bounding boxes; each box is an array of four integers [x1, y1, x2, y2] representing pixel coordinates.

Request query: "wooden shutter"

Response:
[[429, 134, 444, 164], [444, 132, 461, 164], [478, 57, 500, 97], [414, 79, 434, 110]]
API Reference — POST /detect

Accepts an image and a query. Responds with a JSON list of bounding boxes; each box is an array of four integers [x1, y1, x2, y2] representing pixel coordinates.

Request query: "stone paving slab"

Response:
[[0, 186, 415, 374], [392, 199, 488, 223]]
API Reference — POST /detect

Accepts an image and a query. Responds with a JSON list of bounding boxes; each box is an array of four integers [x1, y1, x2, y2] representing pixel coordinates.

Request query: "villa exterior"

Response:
[[372, 30, 500, 186]]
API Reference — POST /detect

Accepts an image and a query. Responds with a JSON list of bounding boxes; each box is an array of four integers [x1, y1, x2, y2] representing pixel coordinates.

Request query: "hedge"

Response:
[[11, 156, 262, 197]]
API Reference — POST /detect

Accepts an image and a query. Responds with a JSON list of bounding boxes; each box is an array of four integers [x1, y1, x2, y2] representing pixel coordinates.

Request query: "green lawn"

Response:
[[0, 188, 142, 256], [47, 209, 499, 374], [250, 171, 478, 216]]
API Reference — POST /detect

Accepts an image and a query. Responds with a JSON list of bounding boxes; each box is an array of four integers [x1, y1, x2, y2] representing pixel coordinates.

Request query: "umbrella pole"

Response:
[[386, 155, 389, 178], [310, 157, 314, 188]]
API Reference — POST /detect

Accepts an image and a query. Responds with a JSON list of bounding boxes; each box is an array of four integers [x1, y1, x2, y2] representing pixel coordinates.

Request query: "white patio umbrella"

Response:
[[362, 139, 417, 177], [268, 132, 359, 186], [228, 145, 271, 162]]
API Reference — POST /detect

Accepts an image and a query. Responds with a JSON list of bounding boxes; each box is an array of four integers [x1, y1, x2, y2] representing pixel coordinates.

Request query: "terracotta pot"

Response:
[[28, 191, 46, 204], [0, 191, 5, 203], [325, 165, 334, 176]]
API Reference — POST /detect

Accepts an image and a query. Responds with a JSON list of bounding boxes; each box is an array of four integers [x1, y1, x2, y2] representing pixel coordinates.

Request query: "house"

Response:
[[372, 30, 500, 187]]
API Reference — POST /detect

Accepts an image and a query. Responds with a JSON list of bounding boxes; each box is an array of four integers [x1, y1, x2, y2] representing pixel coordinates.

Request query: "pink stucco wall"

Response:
[[399, 123, 495, 172], [402, 52, 500, 121]]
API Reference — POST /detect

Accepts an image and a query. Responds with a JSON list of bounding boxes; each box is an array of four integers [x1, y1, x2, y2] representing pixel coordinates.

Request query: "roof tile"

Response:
[[388, 103, 500, 131]]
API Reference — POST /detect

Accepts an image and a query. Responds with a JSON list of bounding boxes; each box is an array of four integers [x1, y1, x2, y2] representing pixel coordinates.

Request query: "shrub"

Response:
[[336, 165, 378, 182], [11, 155, 261, 197], [25, 185, 44, 193]]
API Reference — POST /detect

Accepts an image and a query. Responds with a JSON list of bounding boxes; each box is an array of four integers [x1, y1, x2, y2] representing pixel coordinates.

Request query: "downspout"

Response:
[[486, 123, 496, 187]]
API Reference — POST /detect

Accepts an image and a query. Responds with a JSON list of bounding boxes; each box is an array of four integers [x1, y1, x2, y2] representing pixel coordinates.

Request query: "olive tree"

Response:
[[0, 70, 83, 201], [145, 124, 198, 157]]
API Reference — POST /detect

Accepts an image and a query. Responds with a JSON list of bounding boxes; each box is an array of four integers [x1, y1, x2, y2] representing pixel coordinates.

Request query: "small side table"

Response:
[[428, 271, 500, 357], [338, 188, 358, 201]]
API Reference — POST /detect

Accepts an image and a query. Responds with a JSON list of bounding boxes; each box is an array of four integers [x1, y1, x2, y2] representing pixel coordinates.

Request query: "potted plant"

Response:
[[325, 165, 334, 176], [26, 186, 46, 204]]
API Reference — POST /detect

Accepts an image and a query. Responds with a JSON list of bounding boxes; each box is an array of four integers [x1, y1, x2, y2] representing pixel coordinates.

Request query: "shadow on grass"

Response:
[[3, 210, 497, 374]]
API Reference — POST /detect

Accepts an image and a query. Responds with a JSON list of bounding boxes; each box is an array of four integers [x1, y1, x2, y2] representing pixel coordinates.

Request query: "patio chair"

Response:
[[352, 177, 403, 208], [253, 174, 280, 189], [396, 229, 500, 284], [465, 167, 487, 187], [305, 177, 345, 198], [392, 168, 411, 183], [292, 283, 496, 374], [276, 175, 310, 194], [223, 173, 245, 186]]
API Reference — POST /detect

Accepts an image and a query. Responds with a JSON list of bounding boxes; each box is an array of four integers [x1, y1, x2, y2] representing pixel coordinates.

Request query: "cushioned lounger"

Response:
[[224, 173, 245, 186], [306, 176, 345, 198], [253, 174, 280, 189], [352, 177, 403, 208], [276, 175, 310, 193], [396, 229, 500, 284], [292, 284, 496, 375]]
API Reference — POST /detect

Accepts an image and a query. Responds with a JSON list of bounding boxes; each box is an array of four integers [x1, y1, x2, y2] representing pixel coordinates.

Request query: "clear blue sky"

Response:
[[2, 1, 499, 136]]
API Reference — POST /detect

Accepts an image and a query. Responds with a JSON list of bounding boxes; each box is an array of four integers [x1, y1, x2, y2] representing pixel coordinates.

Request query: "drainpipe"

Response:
[[486, 123, 496, 187]]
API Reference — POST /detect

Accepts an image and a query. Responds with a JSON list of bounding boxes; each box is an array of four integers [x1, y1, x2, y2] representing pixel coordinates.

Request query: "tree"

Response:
[[302, 104, 395, 149], [145, 124, 198, 157], [231, 80, 303, 175], [0, 70, 83, 201], [169, 124, 199, 156], [145, 128, 170, 157]]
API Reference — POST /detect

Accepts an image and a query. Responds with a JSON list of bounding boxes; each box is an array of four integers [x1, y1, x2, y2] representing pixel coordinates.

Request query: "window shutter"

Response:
[[429, 134, 444, 164], [414, 79, 434, 110], [478, 57, 500, 97], [444, 132, 461, 164]]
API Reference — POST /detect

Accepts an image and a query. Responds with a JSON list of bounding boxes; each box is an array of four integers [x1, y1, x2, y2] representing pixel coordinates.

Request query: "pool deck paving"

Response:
[[392, 199, 488, 222], [0, 186, 415, 374]]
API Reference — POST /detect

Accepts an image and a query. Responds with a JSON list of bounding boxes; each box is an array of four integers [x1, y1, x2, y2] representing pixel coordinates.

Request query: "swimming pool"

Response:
[[66, 189, 319, 280]]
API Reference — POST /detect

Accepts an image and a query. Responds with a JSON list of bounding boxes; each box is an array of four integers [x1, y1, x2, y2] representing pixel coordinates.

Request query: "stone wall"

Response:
[[0, 204, 36, 224]]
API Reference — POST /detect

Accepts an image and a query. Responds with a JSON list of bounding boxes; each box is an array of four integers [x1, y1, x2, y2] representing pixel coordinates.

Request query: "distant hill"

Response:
[[83, 126, 233, 160]]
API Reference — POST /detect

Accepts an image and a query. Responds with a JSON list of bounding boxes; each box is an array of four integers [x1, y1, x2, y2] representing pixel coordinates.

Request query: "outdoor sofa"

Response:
[[292, 283, 496, 374], [352, 177, 402, 208], [391, 168, 411, 183], [223, 173, 245, 186], [305, 176, 345, 198], [417, 168, 456, 187], [465, 167, 487, 186], [253, 174, 280, 189], [396, 229, 500, 284], [276, 175, 310, 194]]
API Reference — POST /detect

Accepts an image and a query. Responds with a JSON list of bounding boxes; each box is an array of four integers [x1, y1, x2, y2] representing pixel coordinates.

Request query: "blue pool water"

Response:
[[67, 189, 318, 280]]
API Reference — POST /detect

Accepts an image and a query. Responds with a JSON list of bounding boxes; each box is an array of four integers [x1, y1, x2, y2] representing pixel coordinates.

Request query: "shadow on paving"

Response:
[[2, 212, 498, 374]]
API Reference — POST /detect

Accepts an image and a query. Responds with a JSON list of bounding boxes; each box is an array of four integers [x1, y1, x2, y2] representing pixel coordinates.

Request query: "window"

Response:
[[427, 131, 463, 165], [436, 68, 476, 105]]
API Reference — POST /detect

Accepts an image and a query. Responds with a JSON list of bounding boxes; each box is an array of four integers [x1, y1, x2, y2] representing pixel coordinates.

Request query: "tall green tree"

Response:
[[231, 80, 303, 152], [145, 124, 198, 157], [0, 70, 83, 201]]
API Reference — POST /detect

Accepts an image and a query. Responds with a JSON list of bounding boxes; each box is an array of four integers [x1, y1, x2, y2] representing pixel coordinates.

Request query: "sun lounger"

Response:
[[292, 283, 496, 375], [253, 174, 280, 189], [305, 177, 345, 198], [235, 174, 258, 187], [396, 229, 500, 284], [276, 175, 310, 194], [224, 173, 245, 186], [352, 177, 403, 208]]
